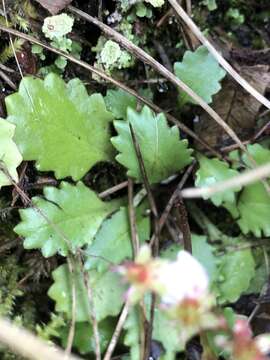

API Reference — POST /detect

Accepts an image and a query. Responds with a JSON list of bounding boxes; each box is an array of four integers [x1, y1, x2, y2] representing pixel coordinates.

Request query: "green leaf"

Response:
[[48, 263, 125, 322], [0, 119, 22, 189], [237, 182, 270, 237], [60, 319, 115, 355], [14, 182, 120, 257], [161, 234, 218, 283], [6, 73, 114, 180], [85, 204, 150, 272], [216, 249, 255, 304], [123, 306, 140, 360], [124, 301, 182, 360], [195, 155, 241, 206], [105, 89, 137, 120], [243, 143, 270, 167], [111, 106, 193, 184], [236, 144, 270, 237], [145, 0, 164, 7], [203, 0, 217, 11], [174, 46, 226, 105], [152, 307, 183, 360]]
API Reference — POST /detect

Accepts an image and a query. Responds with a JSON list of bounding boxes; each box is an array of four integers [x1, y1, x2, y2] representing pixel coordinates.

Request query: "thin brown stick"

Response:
[[128, 125, 158, 220], [103, 302, 129, 360], [175, 197, 192, 253], [185, 0, 192, 15], [0, 24, 219, 157], [99, 181, 128, 199], [253, 120, 270, 141], [128, 178, 140, 257], [150, 161, 195, 247], [168, 0, 270, 110], [68, 5, 247, 153], [128, 124, 159, 358], [77, 255, 101, 360], [0, 69, 16, 89], [0, 317, 82, 360], [65, 257, 77, 358]]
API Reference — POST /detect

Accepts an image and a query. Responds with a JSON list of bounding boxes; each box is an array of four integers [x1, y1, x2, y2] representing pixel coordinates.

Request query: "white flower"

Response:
[[158, 250, 209, 305], [255, 334, 270, 354]]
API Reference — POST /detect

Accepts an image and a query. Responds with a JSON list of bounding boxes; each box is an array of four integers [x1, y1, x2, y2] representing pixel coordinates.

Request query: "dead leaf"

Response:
[[34, 0, 73, 15], [194, 65, 270, 149]]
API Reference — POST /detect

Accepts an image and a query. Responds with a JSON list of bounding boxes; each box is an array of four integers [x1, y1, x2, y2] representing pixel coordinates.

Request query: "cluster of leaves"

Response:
[[1, 43, 269, 358], [32, 13, 82, 74]]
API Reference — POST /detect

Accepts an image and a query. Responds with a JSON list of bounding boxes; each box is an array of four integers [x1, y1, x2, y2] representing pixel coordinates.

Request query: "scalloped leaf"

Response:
[[111, 106, 193, 184], [237, 144, 270, 237], [124, 301, 182, 360], [60, 319, 115, 355], [195, 155, 241, 206], [216, 249, 255, 304], [105, 88, 137, 120], [174, 46, 226, 105], [85, 204, 150, 272], [6, 73, 114, 180], [243, 143, 270, 168], [0, 119, 22, 188], [14, 182, 120, 257], [237, 182, 270, 237], [48, 263, 125, 322]]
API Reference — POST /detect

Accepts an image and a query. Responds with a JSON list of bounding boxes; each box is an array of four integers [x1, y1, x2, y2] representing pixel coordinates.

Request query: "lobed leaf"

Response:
[[85, 205, 150, 272], [237, 182, 270, 237], [216, 249, 255, 304], [111, 105, 193, 184], [48, 263, 125, 322], [0, 119, 22, 189], [60, 319, 115, 355], [14, 182, 120, 257], [105, 88, 137, 120], [237, 144, 270, 237], [195, 155, 241, 206], [174, 46, 226, 105], [124, 300, 182, 360], [6, 73, 114, 180]]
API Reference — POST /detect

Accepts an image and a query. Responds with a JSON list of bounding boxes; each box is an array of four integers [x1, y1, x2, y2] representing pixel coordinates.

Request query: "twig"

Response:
[[253, 120, 270, 141], [0, 63, 14, 72], [153, 40, 173, 72], [68, 5, 247, 153], [98, 0, 103, 20], [185, 0, 192, 15], [175, 197, 192, 252], [77, 255, 101, 360], [181, 162, 270, 199], [0, 24, 219, 157], [0, 317, 82, 360], [150, 161, 195, 247], [128, 178, 140, 257], [168, 0, 270, 110], [0, 69, 16, 89], [65, 257, 76, 358], [99, 181, 128, 199], [128, 124, 159, 358], [103, 302, 129, 360], [128, 125, 158, 220]]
